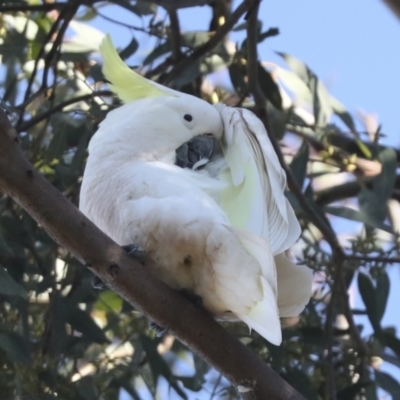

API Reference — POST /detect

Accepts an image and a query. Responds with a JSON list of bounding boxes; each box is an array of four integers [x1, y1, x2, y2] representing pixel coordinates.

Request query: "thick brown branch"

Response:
[[0, 108, 305, 399]]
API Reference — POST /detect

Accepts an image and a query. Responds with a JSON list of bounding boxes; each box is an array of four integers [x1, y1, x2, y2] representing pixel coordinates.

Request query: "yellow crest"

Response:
[[100, 34, 171, 103]]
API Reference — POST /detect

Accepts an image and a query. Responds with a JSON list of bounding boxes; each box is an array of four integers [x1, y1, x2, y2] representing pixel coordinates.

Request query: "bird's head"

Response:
[[89, 35, 223, 168]]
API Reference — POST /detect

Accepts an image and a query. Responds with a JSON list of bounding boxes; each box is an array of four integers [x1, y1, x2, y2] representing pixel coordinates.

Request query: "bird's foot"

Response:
[[149, 321, 167, 337], [122, 244, 147, 265], [92, 275, 107, 290], [92, 244, 147, 289]]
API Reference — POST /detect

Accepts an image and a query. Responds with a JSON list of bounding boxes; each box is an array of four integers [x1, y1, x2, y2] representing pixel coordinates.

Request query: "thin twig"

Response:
[[161, 0, 251, 84], [0, 0, 102, 13], [17, 91, 112, 133], [345, 254, 400, 263], [41, 3, 80, 91], [18, 8, 66, 116], [167, 8, 182, 62]]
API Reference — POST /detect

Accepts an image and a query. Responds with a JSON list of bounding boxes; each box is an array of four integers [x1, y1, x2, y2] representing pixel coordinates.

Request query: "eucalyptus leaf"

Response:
[[358, 272, 380, 333], [375, 271, 390, 323], [0, 265, 27, 298], [276, 52, 311, 85], [143, 41, 172, 65], [375, 370, 400, 397], [0, 332, 31, 365], [67, 305, 109, 344], [337, 382, 372, 400], [229, 62, 247, 96], [325, 205, 393, 233], [372, 148, 397, 205], [120, 37, 139, 60], [290, 140, 309, 188], [258, 63, 282, 110]]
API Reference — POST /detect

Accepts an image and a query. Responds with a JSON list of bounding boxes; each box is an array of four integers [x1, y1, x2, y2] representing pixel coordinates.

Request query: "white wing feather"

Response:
[[214, 104, 301, 254]]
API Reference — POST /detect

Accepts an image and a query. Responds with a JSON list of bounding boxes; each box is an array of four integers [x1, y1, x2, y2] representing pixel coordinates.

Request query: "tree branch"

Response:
[[0, 108, 305, 399], [17, 90, 112, 133], [245, 2, 343, 258], [0, 0, 213, 13], [381, 0, 400, 20], [167, 8, 183, 62], [161, 0, 251, 84]]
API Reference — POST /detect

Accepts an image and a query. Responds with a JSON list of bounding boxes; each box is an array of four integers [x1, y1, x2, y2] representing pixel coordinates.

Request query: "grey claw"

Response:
[[149, 321, 167, 337], [92, 275, 107, 290], [179, 289, 203, 307], [122, 244, 147, 265]]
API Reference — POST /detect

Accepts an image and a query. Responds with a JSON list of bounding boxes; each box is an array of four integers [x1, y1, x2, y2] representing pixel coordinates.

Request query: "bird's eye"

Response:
[[184, 114, 193, 122]]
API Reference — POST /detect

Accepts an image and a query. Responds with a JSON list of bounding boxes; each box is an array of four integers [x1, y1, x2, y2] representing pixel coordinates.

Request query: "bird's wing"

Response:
[[214, 104, 301, 255]]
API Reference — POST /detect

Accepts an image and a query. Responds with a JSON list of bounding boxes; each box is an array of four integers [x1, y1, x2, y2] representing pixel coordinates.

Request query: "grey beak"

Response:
[[175, 134, 215, 170]]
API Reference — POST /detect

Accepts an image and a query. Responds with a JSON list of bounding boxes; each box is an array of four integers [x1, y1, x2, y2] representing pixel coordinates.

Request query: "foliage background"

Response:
[[0, 0, 400, 399]]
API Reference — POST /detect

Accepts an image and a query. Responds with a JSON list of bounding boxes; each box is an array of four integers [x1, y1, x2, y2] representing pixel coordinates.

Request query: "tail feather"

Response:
[[228, 226, 281, 345], [275, 253, 313, 318], [237, 276, 282, 345]]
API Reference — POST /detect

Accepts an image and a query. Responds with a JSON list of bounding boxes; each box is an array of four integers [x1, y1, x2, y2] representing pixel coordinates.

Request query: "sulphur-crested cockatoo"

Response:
[[80, 35, 312, 345]]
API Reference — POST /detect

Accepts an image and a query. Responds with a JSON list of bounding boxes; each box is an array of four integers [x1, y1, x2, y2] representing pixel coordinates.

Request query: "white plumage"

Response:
[[79, 35, 312, 345]]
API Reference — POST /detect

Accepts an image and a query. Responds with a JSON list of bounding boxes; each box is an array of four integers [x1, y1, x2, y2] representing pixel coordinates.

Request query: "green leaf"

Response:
[[372, 148, 397, 204], [276, 52, 311, 84], [228, 62, 247, 96], [358, 189, 386, 226], [277, 52, 331, 126], [173, 60, 201, 87], [258, 63, 282, 109], [337, 382, 373, 400], [282, 369, 319, 400], [358, 272, 380, 333], [309, 76, 332, 127], [355, 139, 373, 159], [67, 305, 109, 344], [141, 335, 188, 399], [375, 370, 400, 397], [381, 331, 400, 357], [267, 102, 287, 140], [143, 41, 172, 65], [382, 353, 400, 368], [330, 96, 356, 133], [290, 140, 309, 188], [46, 126, 68, 163], [113, 0, 157, 16], [69, 130, 89, 176], [0, 332, 31, 365], [0, 265, 27, 298], [0, 231, 13, 257], [119, 37, 139, 60], [258, 27, 279, 43], [95, 290, 123, 313], [274, 67, 312, 105], [376, 271, 390, 323], [325, 205, 393, 234], [182, 31, 210, 48]]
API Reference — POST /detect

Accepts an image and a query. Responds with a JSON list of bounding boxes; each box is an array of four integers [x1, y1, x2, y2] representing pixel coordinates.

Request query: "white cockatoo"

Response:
[[79, 35, 312, 345]]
